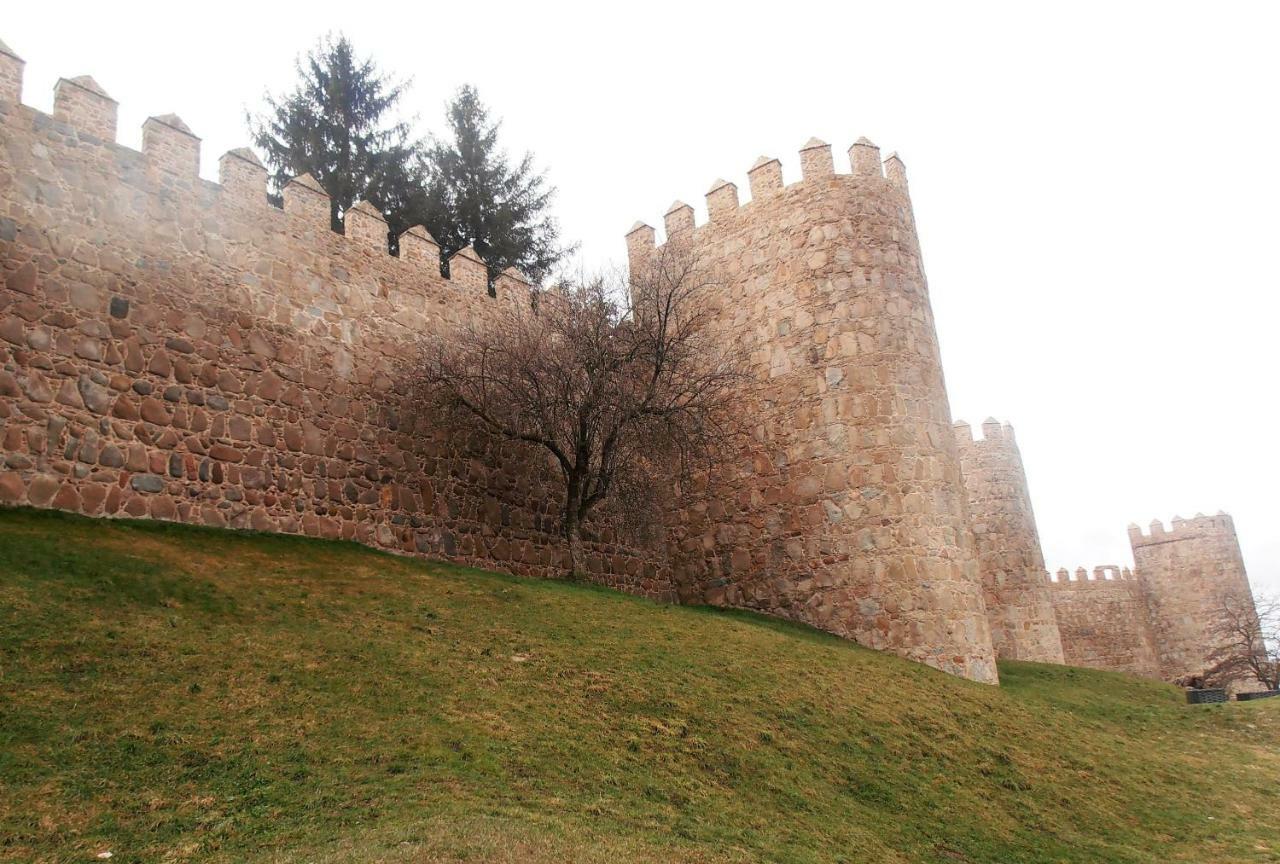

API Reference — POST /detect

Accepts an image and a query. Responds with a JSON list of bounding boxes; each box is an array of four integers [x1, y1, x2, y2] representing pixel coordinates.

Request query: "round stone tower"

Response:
[[1129, 513, 1256, 682], [954, 418, 1065, 663], [627, 137, 997, 683]]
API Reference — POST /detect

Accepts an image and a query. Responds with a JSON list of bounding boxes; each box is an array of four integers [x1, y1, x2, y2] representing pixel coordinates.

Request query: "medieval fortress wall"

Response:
[[0, 45, 672, 598], [1048, 566, 1161, 677], [1131, 514, 1253, 680], [627, 138, 997, 684], [952, 419, 1064, 664], [0, 38, 1260, 686], [1049, 514, 1257, 683]]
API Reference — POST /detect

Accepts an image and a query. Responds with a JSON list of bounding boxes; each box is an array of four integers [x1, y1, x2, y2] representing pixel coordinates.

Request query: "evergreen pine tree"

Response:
[[413, 86, 570, 287], [248, 35, 416, 239]]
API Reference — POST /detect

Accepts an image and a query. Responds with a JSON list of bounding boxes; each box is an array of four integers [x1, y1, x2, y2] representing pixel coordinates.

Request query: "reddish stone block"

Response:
[[150, 496, 177, 520], [140, 398, 172, 425], [209, 443, 243, 463], [0, 316, 24, 345], [229, 415, 252, 440], [80, 483, 107, 514], [51, 484, 81, 510], [27, 475, 59, 507], [148, 350, 172, 377], [6, 262, 37, 295], [112, 396, 140, 420], [20, 371, 53, 403], [0, 472, 25, 502]]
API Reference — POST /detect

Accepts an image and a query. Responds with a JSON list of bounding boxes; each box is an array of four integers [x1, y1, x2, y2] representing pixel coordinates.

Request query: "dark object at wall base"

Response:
[[1236, 689, 1280, 702], [1186, 688, 1227, 704]]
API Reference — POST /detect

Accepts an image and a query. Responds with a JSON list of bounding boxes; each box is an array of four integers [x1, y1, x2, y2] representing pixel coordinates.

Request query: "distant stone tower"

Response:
[[1129, 514, 1255, 681], [954, 419, 1064, 663], [627, 137, 997, 683]]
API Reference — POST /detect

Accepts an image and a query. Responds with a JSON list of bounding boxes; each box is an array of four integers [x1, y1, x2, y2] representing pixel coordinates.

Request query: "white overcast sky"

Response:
[[5, 1, 1277, 595]]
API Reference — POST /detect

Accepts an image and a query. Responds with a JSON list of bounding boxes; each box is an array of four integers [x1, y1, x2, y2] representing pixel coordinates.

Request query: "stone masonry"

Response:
[[953, 419, 1064, 664], [627, 138, 998, 684], [1049, 566, 1161, 678], [0, 39, 1260, 685], [0, 43, 671, 598], [1049, 514, 1258, 683], [1132, 514, 1255, 681]]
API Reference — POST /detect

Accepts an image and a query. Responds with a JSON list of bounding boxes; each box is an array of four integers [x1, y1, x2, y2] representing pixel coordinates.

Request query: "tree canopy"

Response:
[[248, 35, 416, 235], [409, 85, 571, 287], [249, 38, 569, 284]]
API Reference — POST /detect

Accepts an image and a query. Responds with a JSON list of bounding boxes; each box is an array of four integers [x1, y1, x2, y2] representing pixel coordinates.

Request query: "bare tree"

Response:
[[1204, 591, 1279, 691], [410, 245, 743, 577]]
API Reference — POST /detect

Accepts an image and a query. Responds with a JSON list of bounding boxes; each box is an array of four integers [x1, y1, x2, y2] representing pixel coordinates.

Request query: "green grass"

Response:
[[1, 507, 1277, 864]]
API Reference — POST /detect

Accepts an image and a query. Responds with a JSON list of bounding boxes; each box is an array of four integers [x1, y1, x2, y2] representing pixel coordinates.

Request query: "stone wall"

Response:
[[954, 419, 1064, 663], [1049, 566, 1161, 678], [1049, 514, 1259, 684], [627, 138, 997, 684], [1, 37, 1257, 688], [1129, 514, 1255, 681], [0, 40, 23, 106], [0, 49, 672, 598]]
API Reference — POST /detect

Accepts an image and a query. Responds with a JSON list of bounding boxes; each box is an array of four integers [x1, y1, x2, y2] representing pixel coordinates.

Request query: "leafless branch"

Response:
[[1203, 591, 1279, 691], [406, 243, 746, 576]]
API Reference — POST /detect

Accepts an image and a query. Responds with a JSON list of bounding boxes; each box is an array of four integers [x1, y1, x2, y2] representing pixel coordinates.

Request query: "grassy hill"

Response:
[[1, 508, 1277, 864]]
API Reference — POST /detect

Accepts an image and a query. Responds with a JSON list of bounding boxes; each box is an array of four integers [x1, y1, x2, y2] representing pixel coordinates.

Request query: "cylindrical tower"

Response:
[[1130, 513, 1256, 682], [628, 137, 997, 683], [954, 418, 1065, 663]]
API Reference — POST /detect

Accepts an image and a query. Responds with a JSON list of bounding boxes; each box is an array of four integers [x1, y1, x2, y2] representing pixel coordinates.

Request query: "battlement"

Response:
[[1127, 512, 1236, 547], [1046, 507, 1254, 682], [0, 36, 669, 604], [626, 135, 910, 257], [0, 43, 532, 321], [1048, 565, 1137, 585], [1049, 561, 1161, 678], [953, 418, 1017, 446]]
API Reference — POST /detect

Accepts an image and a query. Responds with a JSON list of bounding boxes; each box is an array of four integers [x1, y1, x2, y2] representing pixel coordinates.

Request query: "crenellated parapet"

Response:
[[747, 156, 783, 201], [142, 113, 200, 178], [218, 147, 269, 204], [344, 200, 389, 250], [1047, 565, 1136, 585], [798, 136, 835, 180], [399, 223, 441, 265], [953, 417, 1016, 445], [0, 39, 657, 606], [449, 245, 490, 294], [1128, 512, 1237, 548], [626, 135, 913, 276], [1049, 560, 1161, 679], [53, 75, 117, 141], [0, 47, 532, 328]]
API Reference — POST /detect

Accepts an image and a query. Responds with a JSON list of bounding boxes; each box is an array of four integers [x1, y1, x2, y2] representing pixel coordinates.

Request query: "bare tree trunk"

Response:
[[566, 525, 585, 581], [564, 489, 584, 580], [411, 250, 742, 588]]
